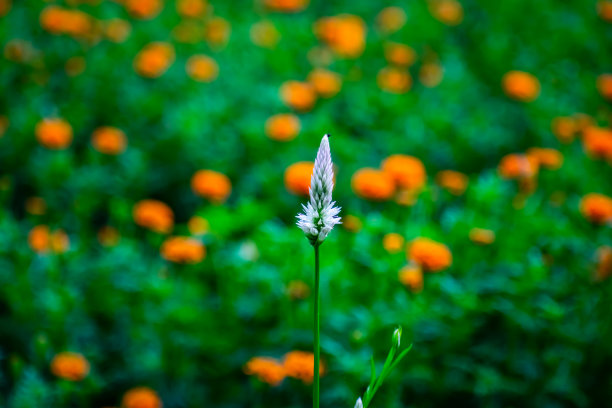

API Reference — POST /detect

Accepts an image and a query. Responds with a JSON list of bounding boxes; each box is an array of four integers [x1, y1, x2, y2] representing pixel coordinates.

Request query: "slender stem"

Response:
[[313, 244, 320, 408]]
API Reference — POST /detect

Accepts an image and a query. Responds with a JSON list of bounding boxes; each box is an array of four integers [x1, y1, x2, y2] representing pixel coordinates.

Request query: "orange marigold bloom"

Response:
[[133, 199, 174, 233], [186, 55, 219, 82], [29, 225, 50, 253], [244, 357, 286, 386], [50, 352, 89, 381], [35, 118, 73, 150], [50, 229, 69, 253], [250, 20, 280, 48], [595, 246, 612, 281], [436, 170, 468, 195], [429, 0, 463, 25], [122, 387, 162, 408], [284, 162, 314, 196], [377, 67, 412, 94], [582, 126, 612, 159], [177, 0, 206, 18], [551, 116, 576, 144], [342, 215, 362, 233], [383, 233, 404, 253], [598, 1, 612, 22], [314, 14, 366, 58], [376, 6, 406, 34], [124, 0, 162, 19], [264, 0, 309, 12], [498, 153, 539, 179], [597, 73, 612, 100], [352, 168, 395, 201], [191, 170, 232, 203], [398, 264, 423, 293], [98, 226, 120, 247], [280, 80, 317, 111], [104, 19, 131, 43], [307, 68, 342, 98], [25, 197, 46, 215], [134, 42, 175, 78], [382, 155, 426, 191], [286, 280, 310, 300], [188, 216, 209, 236], [469, 228, 495, 245], [92, 126, 127, 155], [205, 17, 231, 48], [0, 0, 11, 17], [384, 42, 416, 67], [160, 236, 205, 264], [502, 71, 540, 102], [580, 193, 612, 224], [40, 6, 67, 34], [526, 148, 563, 170], [407, 237, 452, 272], [283, 351, 324, 384], [265, 113, 301, 142], [419, 62, 444, 87]]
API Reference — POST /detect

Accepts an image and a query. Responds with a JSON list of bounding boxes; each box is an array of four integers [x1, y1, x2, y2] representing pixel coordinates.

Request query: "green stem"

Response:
[[313, 244, 320, 408]]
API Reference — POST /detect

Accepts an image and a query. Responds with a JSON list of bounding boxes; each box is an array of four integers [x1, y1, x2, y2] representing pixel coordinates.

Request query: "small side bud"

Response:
[[392, 327, 402, 350], [354, 397, 363, 408]]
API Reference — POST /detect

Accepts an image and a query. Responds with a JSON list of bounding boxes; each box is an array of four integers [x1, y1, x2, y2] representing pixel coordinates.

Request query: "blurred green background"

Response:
[[1, 0, 612, 407]]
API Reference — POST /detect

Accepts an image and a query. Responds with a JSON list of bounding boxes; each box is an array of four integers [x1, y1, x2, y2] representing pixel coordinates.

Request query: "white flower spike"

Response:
[[354, 397, 363, 408], [297, 134, 341, 246]]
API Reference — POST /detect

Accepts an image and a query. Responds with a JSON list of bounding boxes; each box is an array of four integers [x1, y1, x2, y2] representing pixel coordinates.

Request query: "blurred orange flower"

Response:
[[205, 17, 231, 48], [399, 264, 423, 293], [28, 225, 50, 253], [40, 6, 93, 37], [526, 148, 563, 170], [186, 55, 219, 82], [124, 0, 162, 19], [50, 229, 70, 253], [384, 42, 416, 67], [307, 69, 342, 98], [419, 62, 444, 87], [265, 113, 301, 142], [376, 6, 406, 34], [122, 387, 162, 408], [382, 155, 426, 191], [342, 215, 362, 233], [469, 228, 495, 245], [35, 118, 73, 150], [264, 0, 309, 12], [551, 116, 576, 144], [597, 73, 612, 100], [377, 67, 412, 93], [104, 19, 131, 43], [161, 236, 206, 264], [502, 71, 540, 102], [134, 42, 175, 78], [436, 170, 468, 195], [407, 237, 452, 272], [598, 1, 612, 22], [428, 0, 463, 26], [4, 39, 36, 63], [284, 162, 314, 196], [250, 20, 280, 48], [283, 351, 324, 384], [0, 0, 10, 17], [244, 357, 286, 386], [92, 126, 127, 155], [498, 153, 539, 179], [314, 14, 366, 58], [383, 233, 404, 253], [133, 199, 174, 233], [352, 168, 395, 201], [191, 170, 232, 203], [51, 352, 89, 381], [582, 126, 612, 160], [188, 216, 209, 236], [286, 280, 310, 300], [98, 226, 120, 247], [595, 246, 612, 281], [580, 193, 612, 224], [25, 197, 46, 215], [280, 80, 317, 111], [177, 0, 207, 18]]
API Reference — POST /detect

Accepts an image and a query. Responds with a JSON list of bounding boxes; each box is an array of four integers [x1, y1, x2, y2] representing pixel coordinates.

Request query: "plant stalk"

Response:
[[313, 244, 320, 408]]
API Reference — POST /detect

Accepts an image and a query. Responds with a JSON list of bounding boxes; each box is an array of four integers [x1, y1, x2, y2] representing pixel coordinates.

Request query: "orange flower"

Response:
[[25, 197, 46, 215], [122, 387, 162, 408], [0, 0, 10, 17], [35, 118, 73, 150], [383, 233, 404, 253], [263, 0, 309, 12], [191, 170, 232, 203], [186, 55, 219, 82], [384, 42, 416, 67], [551, 116, 576, 144], [104, 19, 131, 43], [286, 280, 310, 300], [419, 62, 444, 87], [280, 81, 317, 111], [469, 228, 495, 245], [580, 193, 612, 224], [283, 351, 324, 384], [244, 357, 286, 386], [284, 162, 314, 196], [124, 0, 162, 19], [428, 0, 463, 25], [382, 155, 426, 191], [98, 226, 120, 247], [314, 14, 366, 58], [498, 153, 539, 179], [188, 216, 209, 236], [28, 225, 50, 253], [598, 1, 612, 22], [250, 20, 280, 48], [307, 69, 342, 98], [134, 42, 175, 78], [398, 264, 423, 293], [502, 71, 540, 102], [92, 126, 127, 155], [204, 17, 230, 48], [4, 39, 36, 63], [50, 229, 70, 253], [376, 6, 406, 34], [40, 6, 93, 37], [526, 148, 563, 170], [436, 170, 468, 195], [177, 0, 206, 18], [597, 73, 612, 100], [407, 237, 452, 272], [40, 6, 67, 34], [377, 67, 412, 94], [50, 352, 89, 381], [160, 236, 205, 264], [582, 126, 612, 159], [351, 168, 395, 201], [595, 246, 612, 281], [342, 215, 362, 233], [133, 199, 174, 233], [265, 114, 301, 142]]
